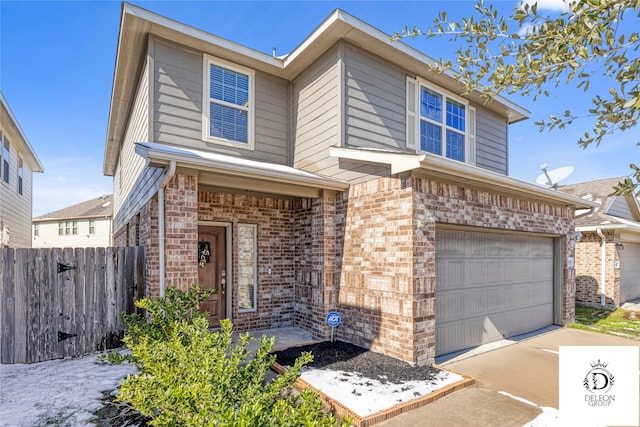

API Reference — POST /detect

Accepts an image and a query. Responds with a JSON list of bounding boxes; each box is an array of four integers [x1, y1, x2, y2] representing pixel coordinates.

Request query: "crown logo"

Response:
[[590, 359, 608, 369]]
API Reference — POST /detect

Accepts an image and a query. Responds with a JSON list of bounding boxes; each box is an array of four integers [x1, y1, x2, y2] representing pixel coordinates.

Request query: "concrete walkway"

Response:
[[234, 326, 315, 354], [378, 327, 640, 427], [622, 298, 640, 312]]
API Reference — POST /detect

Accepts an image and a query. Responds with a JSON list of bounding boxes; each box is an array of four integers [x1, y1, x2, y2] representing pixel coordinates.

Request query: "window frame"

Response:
[[407, 77, 476, 164], [237, 223, 258, 313], [202, 55, 255, 151], [33, 223, 39, 237], [58, 222, 64, 236], [89, 219, 96, 235]]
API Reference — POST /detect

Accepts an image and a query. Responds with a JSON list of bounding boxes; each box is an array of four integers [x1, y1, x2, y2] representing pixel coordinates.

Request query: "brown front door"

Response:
[[197, 225, 227, 327]]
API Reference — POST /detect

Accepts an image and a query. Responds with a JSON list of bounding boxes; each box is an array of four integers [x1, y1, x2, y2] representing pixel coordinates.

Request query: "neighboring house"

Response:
[[0, 92, 45, 248], [560, 177, 640, 307], [32, 195, 114, 248], [104, 4, 595, 365]]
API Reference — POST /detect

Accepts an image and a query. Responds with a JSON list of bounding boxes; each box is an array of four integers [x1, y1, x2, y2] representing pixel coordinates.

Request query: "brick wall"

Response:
[[336, 174, 576, 365], [198, 191, 296, 332], [575, 231, 620, 306]]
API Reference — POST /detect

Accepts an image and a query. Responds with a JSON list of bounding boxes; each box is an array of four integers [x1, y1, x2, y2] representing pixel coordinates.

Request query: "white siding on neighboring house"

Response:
[[152, 38, 289, 165], [32, 218, 112, 248], [0, 97, 40, 248]]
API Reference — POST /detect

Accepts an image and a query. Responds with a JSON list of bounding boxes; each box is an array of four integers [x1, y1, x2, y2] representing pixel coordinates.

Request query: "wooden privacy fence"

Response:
[[0, 247, 144, 364]]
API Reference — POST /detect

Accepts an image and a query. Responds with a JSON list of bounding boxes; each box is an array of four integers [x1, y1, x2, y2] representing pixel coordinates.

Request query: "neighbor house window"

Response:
[[203, 56, 254, 150], [406, 77, 475, 164], [238, 223, 257, 311], [2, 137, 9, 184], [17, 156, 23, 195], [33, 223, 39, 237], [89, 219, 95, 234], [58, 222, 64, 235], [72, 221, 78, 235]]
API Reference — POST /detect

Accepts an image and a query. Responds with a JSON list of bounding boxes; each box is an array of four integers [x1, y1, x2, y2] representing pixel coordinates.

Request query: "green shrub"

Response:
[[112, 286, 347, 427]]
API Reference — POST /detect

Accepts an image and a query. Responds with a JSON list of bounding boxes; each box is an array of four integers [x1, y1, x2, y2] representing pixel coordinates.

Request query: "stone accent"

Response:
[[575, 231, 621, 307]]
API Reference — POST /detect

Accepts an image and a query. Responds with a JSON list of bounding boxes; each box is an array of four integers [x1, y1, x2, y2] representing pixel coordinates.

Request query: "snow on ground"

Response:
[[0, 353, 136, 427], [300, 367, 463, 417], [0, 352, 560, 427]]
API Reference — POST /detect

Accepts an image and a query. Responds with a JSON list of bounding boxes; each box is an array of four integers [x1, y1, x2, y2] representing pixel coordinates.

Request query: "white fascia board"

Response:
[[0, 92, 45, 173], [329, 146, 593, 208], [329, 146, 425, 174], [123, 3, 283, 69], [135, 142, 348, 191], [419, 154, 598, 209]]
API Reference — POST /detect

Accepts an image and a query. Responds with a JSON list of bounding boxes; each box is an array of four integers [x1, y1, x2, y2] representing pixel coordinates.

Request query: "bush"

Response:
[[112, 286, 347, 427]]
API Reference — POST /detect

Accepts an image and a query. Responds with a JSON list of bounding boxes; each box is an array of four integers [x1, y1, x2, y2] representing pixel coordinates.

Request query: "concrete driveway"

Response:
[[377, 327, 640, 427]]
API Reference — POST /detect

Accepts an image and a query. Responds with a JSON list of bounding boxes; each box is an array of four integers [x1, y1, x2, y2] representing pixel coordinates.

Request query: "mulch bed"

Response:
[[274, 340, 446, 384]]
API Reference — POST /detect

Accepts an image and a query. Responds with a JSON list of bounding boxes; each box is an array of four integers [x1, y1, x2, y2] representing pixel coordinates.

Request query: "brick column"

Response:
[[164, 174, 198, 291]]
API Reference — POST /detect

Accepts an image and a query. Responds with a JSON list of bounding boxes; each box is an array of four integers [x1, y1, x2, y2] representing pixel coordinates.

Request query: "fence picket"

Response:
[[0, 247, 143, 364]]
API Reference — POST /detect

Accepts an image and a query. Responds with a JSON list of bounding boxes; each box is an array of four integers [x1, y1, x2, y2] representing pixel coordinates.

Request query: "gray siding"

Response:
[[343, 46, 406, 150], [474, 107, 508, 175], [606, 196, 634, 220], [152, 38, 289, 165], [113, 56, 155, 232], [293, 44, 389, 183]]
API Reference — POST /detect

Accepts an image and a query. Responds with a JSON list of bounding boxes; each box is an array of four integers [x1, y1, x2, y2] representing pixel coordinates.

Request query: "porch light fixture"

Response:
[[615, 243, 624, 250]]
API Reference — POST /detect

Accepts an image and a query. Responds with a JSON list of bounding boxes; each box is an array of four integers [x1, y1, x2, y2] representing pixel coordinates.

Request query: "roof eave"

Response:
[[0, 92, 45, 173]]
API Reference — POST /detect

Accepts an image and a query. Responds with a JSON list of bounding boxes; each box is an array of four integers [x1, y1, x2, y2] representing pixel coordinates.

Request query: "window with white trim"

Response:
[[89, 219, 96, 234], [406, 77, 476, 164], [2, 136, 10, 184], [17, 156, 23, 196], [238, 223, 257, 312], [203, 56, 255, 150]]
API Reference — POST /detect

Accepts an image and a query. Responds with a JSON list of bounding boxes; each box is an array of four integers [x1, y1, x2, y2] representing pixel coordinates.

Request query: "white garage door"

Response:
[[435, 229, 554, 356], [620, 243, 640, 303]]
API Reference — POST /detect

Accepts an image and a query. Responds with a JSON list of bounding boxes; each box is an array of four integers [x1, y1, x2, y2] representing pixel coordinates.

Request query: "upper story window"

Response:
[[2, 136, 9, 184], [17, 156, 23, 195], [89, 219, 95, 234], [203, 55, 255, 150], [59, 220, 78, 235], [33, 223, 39, 237], [407, 77, 476, 164]]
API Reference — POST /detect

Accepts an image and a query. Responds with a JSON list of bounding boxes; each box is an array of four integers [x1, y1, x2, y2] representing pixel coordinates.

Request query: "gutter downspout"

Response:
[[596, 228, 606, 307], [158, 160, 176, 297]]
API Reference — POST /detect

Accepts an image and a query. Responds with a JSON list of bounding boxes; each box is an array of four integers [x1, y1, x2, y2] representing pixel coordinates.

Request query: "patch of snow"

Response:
[[0, 353, 136, 427], [498, 391, 560, 427], [301, 368, 463, 417]]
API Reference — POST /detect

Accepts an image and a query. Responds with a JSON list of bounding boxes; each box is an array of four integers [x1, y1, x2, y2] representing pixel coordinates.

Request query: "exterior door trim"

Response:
[[199, 221, 232, 322]]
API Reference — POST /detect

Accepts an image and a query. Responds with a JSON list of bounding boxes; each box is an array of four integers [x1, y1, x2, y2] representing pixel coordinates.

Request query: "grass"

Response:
[[569, 306, 640, 340]]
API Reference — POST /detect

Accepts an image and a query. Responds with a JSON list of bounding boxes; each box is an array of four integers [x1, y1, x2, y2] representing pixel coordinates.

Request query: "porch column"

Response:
[[164, 173, 199, 291]]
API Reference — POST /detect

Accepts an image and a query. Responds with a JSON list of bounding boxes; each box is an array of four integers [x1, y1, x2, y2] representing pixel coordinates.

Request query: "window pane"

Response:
[[420, 88, 442, 122], [72, 221, 78, 235], [3, 139, 9, 183], [89, 219, 95, 234], [446, 99, 466, 131], [17, 157, 23, 195], [58, 222, 63, 236], [238, 224, 257, 311], [210, 64, 249, 107], [420, 120, 442, 155], [446, 130, 465, 161], [210, 103, 248, 143]]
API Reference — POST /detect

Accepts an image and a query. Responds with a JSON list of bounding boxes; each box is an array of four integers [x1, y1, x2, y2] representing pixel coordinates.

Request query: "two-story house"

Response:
[[32, 195, 114, 248], [104, 4, 595, 365], [0, 92, 45, 248]]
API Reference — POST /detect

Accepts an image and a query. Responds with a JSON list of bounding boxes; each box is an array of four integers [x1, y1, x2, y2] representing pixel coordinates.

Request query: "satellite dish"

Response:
[[536, 164, 574, 189]]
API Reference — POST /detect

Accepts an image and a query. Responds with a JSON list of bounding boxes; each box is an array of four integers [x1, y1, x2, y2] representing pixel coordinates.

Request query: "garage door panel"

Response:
[[620, 243, 640, 303], [436, 229, 554, 356]]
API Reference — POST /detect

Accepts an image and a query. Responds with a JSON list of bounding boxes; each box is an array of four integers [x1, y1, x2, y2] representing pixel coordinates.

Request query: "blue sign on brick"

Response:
[[326, 311, 341, 327]]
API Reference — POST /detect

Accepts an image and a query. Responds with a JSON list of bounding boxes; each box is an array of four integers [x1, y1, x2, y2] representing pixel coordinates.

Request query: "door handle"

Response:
[[221, 278, 226, 294]]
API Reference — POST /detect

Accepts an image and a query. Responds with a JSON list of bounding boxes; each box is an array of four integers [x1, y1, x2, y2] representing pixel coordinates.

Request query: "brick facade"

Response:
[[116, 172, 576, 366], [575, 231, 621, 307]]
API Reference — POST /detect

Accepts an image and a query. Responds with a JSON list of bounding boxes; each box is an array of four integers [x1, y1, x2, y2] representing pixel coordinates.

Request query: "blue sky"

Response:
[[1, 0, 636, 216]]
